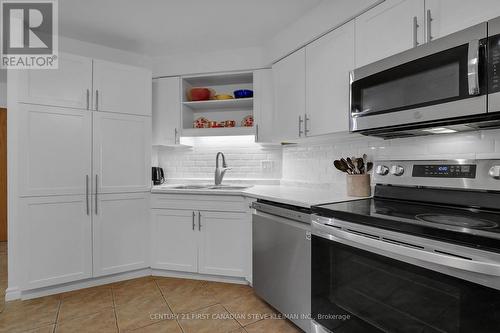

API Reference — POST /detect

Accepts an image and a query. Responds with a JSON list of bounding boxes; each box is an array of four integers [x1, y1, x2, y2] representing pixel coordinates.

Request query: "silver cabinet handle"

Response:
[[95, 174, 98, 215], [468, 39, 481, 95], [85, 175, 89, 215], [192, 211, 195, 231], [86, 89, 90, 110], [174, 128, 178, 144], [413, 16, 419, 47], [298, 115, 304, 137], [304, 114, 310, 136], [255, 124, 259, 142], [95, 90, 99, 111], [426, 9, 433, 43], [198, 211, 202, 231]]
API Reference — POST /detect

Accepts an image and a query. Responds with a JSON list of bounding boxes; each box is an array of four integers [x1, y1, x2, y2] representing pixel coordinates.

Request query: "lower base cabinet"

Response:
[[151, 207, 251, 279], [19, 192, 150, 290], [93, 192, 150, 277]]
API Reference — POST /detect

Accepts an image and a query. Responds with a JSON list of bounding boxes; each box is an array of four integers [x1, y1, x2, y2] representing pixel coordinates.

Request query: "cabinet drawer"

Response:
[[151, 194, 248, 212]]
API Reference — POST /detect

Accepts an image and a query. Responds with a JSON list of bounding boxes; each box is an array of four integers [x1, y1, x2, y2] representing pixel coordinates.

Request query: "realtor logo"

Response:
[[1, 0, 58, 69]]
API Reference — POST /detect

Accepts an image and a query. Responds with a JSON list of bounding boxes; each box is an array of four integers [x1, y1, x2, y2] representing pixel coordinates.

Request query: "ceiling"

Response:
[[59, 0, 323, 57]]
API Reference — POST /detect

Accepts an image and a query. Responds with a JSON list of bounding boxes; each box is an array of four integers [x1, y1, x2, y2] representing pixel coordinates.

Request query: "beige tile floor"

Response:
[[0, 245, 301, 333]]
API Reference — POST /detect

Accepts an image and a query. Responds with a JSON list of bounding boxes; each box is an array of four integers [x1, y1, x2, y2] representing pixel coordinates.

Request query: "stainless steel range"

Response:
[[311, 159, 500, 333]]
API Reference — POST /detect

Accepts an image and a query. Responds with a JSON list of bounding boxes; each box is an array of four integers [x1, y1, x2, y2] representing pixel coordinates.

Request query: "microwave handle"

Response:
[[468, 39, 480, 96]]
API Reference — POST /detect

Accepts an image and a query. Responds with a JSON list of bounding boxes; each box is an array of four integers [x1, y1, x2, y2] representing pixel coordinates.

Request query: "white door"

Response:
[[152, 77, 181, 145], [306, 21, 355, 136], [253, 69, 274, 143], [355, 0, 425, 68], [198, 211, 250, 278], [93, 111, 151, 194], [18, 104, 92, 196], [273, 49, 306, 142], [425, 0, 500, 41], [150, 209, 198, 273], [93, 59, 152, 116], [93, 192, 150, 276], [20, 195, 92, 289], [18, 53, 92, 109]]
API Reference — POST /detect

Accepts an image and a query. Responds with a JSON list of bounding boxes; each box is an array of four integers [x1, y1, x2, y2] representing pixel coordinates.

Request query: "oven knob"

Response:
[[376, 165, 389, 176], [390, 165, 405, 176], [489, 166, 500, 179]]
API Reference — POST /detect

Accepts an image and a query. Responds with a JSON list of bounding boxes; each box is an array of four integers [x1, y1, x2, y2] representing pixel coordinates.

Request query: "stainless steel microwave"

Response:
[[350, 16, 500, 138]]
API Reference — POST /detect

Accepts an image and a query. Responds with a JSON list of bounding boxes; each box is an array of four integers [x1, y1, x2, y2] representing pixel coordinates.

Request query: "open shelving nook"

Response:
[[181, 72, 255, 137]]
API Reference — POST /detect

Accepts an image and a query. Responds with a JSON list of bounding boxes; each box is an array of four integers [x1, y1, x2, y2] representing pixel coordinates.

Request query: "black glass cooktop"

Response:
[[312, 190, 500, 253]]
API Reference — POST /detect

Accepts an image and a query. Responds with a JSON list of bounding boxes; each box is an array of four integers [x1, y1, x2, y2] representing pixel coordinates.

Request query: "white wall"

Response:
[[0, 69, 6, 107], [264, 0, 382, 64], [282, 129, 500, 188], [152, 46, 265, 77], [157, 136, 282, 182], [59, 36, 152, 68]]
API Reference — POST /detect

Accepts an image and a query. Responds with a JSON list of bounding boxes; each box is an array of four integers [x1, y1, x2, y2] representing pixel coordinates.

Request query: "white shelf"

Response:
[[153, 144, 192, 150], [183, 98, 253, 110], [181, 127, 255, 137]]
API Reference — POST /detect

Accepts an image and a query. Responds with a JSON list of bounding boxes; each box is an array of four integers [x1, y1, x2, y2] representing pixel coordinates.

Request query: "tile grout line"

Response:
[[111, 286, 120, 332], [154, 278, 185, 333]]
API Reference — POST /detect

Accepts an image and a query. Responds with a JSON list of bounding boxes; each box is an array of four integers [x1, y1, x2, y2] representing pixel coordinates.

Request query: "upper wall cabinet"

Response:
[[425, 0, 500, 42], [272, 49, 306, 142], [18, 54, 152, 116], [355, 0, 425, 68], [152, 77, 181, 146], [306, 21, 355, 136], [253, 69, 274, 143], [18, 53, 93, 109], [93, 60, 152, 116]]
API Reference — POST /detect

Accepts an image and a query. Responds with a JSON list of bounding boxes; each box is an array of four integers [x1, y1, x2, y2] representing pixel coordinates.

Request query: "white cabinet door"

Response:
[[18, 53, 92, 109], [425, 0, 500, 42], [93, 112, 151, 194], [18, 104, 92, 196], [20, 195, 92, 289], [151, 209, 198, 273], [93, 59, 152, 116], [198, 211, 250, 278], [253, 69, 274, 143], [355, 0, 425, 68], [272, 49, 306, 142], [306, 21, 354, 136], [93, 192, 150, 276], [152, 77, 181, 145]]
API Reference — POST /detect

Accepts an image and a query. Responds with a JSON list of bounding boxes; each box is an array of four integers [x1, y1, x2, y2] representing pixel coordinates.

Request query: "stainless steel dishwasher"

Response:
[[252, 200, 311, 333]]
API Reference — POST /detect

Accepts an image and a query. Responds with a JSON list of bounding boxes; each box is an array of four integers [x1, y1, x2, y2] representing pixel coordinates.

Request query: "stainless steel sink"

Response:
[[172, 185, 209, 189]]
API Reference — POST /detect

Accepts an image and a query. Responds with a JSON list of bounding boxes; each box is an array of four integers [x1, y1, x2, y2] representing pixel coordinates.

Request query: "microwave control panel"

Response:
[[489, 34, 500, 93]]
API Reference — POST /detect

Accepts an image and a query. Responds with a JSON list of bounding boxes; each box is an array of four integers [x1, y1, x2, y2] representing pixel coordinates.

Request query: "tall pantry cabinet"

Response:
[[14, 53, 152, 290]]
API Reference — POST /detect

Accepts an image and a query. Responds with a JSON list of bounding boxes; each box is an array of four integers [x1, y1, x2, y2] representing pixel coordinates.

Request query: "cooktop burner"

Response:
[[415, 214, 499, 229]]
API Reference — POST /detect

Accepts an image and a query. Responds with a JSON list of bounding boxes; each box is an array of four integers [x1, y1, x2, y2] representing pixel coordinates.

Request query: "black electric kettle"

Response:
[[152, 167, 165, 185]]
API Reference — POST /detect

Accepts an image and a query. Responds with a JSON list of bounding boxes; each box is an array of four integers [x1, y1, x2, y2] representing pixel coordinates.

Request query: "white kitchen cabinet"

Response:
[[198, 211, 250, 277], [272, 48, 306, 142], [355, 0, 425, 68], [93, 192, 150, 276], [93, 111, 151, 194], [18, 53, 92, 109], [306, 21, 355, 136], [253, 69, 274, 143], [19, 195, 92, 289], [93, 59, 152, 116], [152, 77, 181, 146], [151, 209, 198, 273], [18, 104, 92, 196], [425, 0, 500, 42]]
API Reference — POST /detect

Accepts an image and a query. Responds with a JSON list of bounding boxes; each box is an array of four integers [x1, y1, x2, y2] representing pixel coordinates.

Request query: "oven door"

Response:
[[311, 219, 500, 333], [350, 22, 487, 132]]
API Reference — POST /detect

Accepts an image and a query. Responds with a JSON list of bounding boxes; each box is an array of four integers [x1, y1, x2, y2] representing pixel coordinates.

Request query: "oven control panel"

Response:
[[412, 164, 476, 178], [373, 159, 500, 191]]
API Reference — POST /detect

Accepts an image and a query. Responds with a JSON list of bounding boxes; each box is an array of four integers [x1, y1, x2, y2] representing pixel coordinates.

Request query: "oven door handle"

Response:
[[312, 220, 500, 277], [468, 39, 481, 96]]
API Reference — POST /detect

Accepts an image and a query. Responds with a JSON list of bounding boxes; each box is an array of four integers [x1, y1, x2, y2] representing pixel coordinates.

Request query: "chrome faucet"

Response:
[[214, 152, 231, 185]]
